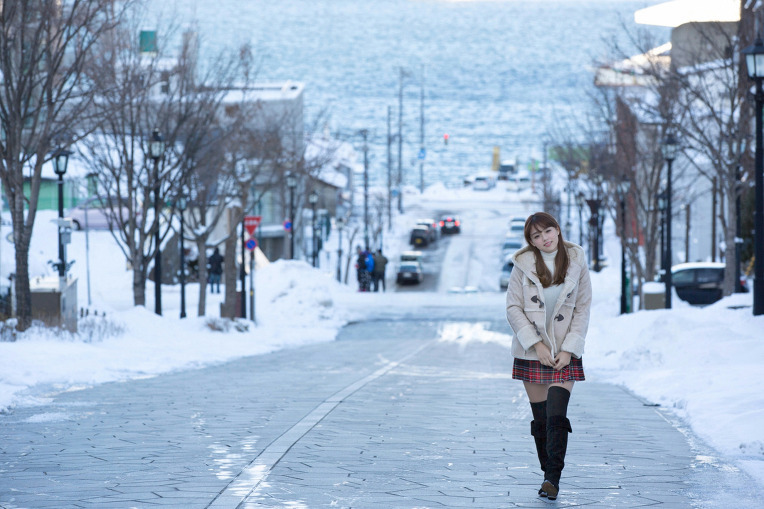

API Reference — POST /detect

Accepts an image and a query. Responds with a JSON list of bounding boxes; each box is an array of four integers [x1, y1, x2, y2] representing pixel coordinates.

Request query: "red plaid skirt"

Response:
[[512, 357, 585, 383]]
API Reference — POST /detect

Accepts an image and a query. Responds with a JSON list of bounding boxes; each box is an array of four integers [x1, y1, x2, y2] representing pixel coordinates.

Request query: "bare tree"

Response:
[[77, 14, 241, 308], [669, 21, 749, 295], [0, 0, 132, 330]]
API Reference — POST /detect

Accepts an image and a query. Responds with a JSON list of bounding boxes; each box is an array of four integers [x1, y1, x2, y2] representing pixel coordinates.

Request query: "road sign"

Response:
[[244, 215, 262, 236], [284, 220, 292, 231], [246, 238, 257, 251], [418, 148, 426, 160]]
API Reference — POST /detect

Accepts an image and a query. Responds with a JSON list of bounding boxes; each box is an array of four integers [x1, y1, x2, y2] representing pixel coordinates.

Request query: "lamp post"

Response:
[[336, 217, 346, 282], [585, 198, 602, 272], [619, 176, 631, 314], [657, 191, 668, 281], [149, 128, 165, 315], [51, 146, 72, 284], [309, 190, 319, 267], [661, 133, 678, 309], [286, 173, 297, 259], [178, 195, 187, 319], [743, 37, 764, 315]]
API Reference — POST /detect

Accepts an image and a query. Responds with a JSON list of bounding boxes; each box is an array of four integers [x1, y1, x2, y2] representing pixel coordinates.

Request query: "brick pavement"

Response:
[[0, 319, 758, 508]]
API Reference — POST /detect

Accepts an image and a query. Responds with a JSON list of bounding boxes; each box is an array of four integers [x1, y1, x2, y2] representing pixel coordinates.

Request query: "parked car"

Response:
[[507, 171, 531, 190], [472, 174, 496, 191], [508, 215, 526, 228], [397, 261, 424, 284], [499, 257, 515, 290], [66, 197, 139, 231], [410, 226, 430, 247], [501, 237, 524, 258], [439, 215, 461, 234], [669, 262, 749, 305], [415, 218, 439, 242]]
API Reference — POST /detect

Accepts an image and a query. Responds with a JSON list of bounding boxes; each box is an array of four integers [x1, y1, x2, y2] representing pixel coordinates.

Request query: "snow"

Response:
[[1, 180, 762, 488]]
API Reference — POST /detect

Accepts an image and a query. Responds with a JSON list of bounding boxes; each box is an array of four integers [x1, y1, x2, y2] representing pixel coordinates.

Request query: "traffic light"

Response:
[[443, 133, 449, 145]]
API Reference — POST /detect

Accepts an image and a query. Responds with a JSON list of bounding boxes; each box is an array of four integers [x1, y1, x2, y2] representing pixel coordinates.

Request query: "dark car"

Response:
[[415, 219, 439, 243], [410, 226, 430, 247], [397, 262, 424, 284], [439, 215, 461, 234], [670, 262, 749, 305]]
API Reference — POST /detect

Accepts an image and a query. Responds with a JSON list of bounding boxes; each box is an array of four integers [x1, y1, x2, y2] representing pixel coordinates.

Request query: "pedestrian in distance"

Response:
[[505, 212, 592, 501], [355, 246, 367, 292], [363, 247, 374, 292], [208, 247, 224, 294], [372, 249, 388, 292]]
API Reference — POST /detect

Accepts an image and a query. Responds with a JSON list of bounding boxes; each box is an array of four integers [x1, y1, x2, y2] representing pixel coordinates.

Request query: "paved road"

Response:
[[1, 319, 758, 508]]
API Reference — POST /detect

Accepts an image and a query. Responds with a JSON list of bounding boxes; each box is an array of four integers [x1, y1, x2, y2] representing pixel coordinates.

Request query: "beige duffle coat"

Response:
[[505, 241, 592, 360]]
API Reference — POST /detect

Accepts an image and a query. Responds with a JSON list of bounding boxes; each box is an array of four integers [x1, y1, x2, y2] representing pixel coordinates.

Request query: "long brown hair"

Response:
[[524, 212, 569, 287]]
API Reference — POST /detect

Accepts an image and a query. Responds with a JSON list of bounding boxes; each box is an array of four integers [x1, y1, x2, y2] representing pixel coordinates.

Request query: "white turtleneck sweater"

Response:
[[541, 250, 563, 339]]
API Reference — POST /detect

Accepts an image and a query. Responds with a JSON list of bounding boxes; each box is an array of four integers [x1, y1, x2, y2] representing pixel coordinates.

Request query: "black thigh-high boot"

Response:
[[530, 401, 547, 474], [542, 386, 572, 500]]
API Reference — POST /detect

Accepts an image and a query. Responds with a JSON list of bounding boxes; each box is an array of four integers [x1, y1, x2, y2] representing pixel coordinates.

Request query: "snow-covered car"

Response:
[[400, 250, 424, 267], [670, 262, 749, 305]]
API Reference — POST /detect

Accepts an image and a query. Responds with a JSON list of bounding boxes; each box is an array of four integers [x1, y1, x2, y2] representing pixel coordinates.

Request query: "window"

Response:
[[672, 270, 695, 284], [696, 268, 722, 284]]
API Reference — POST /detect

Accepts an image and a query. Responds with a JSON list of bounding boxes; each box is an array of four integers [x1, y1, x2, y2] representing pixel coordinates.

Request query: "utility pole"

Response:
[[387, 106, 392, 230], [361, 129, 370, 249], [419, 65, 425, 193], [398, 67, 404, 213]]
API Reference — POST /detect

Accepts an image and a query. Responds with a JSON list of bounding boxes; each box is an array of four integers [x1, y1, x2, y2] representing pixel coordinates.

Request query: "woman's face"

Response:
[[529, 224, 560, 253]]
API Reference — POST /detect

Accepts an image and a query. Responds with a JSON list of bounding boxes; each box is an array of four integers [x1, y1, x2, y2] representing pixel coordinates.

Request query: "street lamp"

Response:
[[743, 37, 764, 315], [286, 173, 297, 259], [657, 191, 668, 282], [619, 176, 631, 314], [149, 128, 165, 315], [585, 198, 602, 272], [178, 195, 187, 319], [51, 146, 72, 283], [661, 133, 678, 309], [309, 190, 319, 267]]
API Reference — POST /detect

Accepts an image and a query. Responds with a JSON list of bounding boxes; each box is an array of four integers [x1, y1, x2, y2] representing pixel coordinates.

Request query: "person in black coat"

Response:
[[208, 247, 224, 294]]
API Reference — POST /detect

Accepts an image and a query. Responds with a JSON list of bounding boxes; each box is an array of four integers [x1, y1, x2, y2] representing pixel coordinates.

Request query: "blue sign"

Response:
[[418, 148, 426, 160], [284, 220, 292, 231], [246, 238, 257, 251]]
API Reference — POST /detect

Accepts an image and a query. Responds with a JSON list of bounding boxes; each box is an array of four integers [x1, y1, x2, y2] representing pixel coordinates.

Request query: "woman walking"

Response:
[[505, 212, 592, 500]]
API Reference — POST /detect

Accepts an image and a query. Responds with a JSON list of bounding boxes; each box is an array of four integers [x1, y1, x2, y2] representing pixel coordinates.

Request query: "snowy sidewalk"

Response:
[[0, 319, 757, 508]]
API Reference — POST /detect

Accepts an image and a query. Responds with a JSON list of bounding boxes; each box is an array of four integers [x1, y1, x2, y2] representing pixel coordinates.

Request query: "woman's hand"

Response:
[[553, 351, 572, 371], [534, 342, 555, 367]]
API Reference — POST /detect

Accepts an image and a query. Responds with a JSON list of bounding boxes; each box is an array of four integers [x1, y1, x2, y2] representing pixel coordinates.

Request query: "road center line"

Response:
[[206, 339, 434, 509]]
